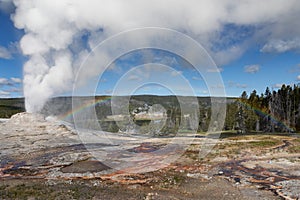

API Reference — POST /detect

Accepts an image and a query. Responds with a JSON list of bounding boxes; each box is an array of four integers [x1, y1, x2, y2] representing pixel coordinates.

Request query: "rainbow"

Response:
[[236, 99, 293, 132], [58, 96, 112, 120], [58, 96, 294, 132]]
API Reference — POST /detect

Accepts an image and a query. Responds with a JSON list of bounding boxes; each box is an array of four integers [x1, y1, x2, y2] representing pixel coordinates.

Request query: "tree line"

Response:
[[225, 84, 300, 133]]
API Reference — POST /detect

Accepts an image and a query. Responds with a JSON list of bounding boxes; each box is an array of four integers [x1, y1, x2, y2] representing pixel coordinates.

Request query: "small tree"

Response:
[[236, 102, 246, 133]]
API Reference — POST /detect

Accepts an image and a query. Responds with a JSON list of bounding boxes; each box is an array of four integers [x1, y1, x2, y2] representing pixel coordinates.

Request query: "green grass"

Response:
[[289, 145, 300, 153], [0, 182, 96, 200], [247, 140, 278, 147]]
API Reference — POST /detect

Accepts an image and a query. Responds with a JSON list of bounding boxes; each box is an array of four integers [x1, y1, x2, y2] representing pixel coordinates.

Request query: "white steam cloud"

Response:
[[11, 0, 300, 112]]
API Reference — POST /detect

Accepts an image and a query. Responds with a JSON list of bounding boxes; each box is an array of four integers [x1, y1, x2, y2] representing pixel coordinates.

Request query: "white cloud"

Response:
[[0, 77, 22, 89], [153, 55, 179, 67], [99, 78, 107, 83], [6, 87, 22, 93], [244, 64, 260, 74], [192, 76, 202, 81], [273, 83, 284, 88], [11, 0, 300, 111], [199, 90, 208, 94], [207, 67, 223, 73], [127, 74, 142, 81], [261, 38, 300, 53], [237, 84, 247, 89], [0, 90, 10, 97], [211, 45, 245, 66], [171, 70, 182, 77], [228, 81, 247, 88], [11, 77, 22, 83], [0, 78, 8, 85], [297, 75, 300, 81], [0, 46, 12, 59]]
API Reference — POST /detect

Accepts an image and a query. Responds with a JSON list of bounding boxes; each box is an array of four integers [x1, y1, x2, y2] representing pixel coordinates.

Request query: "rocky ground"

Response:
[[1, 113, 300, 199]]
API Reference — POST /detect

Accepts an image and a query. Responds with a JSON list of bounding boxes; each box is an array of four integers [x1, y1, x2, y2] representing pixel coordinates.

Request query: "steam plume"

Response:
[[11, 0, 300, 112]]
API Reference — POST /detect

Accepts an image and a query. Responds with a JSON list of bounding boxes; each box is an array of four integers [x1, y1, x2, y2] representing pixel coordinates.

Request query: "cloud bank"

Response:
[[11, 0, 300, 112], [0, 77, 22, 97], [0, 77, 22, 86], [0, 46, 12, 59], [244, 64, 260, 74]]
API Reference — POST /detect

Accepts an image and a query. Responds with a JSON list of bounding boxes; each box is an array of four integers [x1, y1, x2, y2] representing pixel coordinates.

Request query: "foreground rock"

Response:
[[0, 113, 284, 199], [0, 112, 79, 155]]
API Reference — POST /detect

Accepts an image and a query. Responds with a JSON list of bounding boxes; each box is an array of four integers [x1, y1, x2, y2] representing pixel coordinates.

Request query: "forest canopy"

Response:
[[225, 84, 300, 133]]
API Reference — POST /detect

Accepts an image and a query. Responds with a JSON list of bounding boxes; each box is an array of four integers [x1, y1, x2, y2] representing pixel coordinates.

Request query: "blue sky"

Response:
[[0, 7, 24, 97], [1, 1, 300, 102]]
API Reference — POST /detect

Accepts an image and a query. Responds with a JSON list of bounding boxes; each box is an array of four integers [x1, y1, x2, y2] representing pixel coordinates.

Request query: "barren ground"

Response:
[[1, 113, 300, 199]]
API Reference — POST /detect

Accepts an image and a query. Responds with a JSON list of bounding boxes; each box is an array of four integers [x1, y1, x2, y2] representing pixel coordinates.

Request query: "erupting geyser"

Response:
[[11, 0, 298, 112]]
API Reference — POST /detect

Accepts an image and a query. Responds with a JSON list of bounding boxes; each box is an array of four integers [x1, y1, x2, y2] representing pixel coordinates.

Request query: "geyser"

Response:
[[11, 0, 300, 112]]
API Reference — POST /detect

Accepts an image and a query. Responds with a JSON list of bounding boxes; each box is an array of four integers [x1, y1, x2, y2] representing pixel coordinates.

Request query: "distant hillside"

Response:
[[40, 95, 233, 117], [0, 98, 25, 118], [0, 96, 235, 119], [0, 95, 237, 134]]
